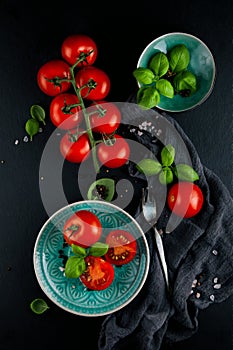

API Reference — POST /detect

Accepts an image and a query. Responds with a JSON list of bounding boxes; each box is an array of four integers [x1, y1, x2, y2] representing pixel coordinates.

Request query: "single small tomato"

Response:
[[63, 210, 102, 248], [89, 101, 121, 134], [60, 129, 91, 163], [97, 134, 130, 168], [61, 34, 98, 66], [37, 59, 71, 96], [104, 230, 137, 266], [80, 256, 114, 290], [49, 93, 83, 130], [167, 181, 204, 218], [75, 66, 111, 101]]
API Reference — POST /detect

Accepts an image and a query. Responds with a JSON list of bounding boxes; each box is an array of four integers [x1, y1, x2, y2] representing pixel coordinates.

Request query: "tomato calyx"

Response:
[[75, 50, 95, 67], [67, 129, 83, 143], [64, 224, 80, 243]]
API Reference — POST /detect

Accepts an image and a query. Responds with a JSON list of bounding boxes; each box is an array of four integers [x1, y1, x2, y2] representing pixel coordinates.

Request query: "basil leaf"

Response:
[[133, 67, 155, 85], [25, 118, 40, 141], [136, 158, 162, 176], [161, 144, 175, 166], [174, 163, 199, 181], [159, 167, 173, 185], [87, 178, 115, 201], [30, 298, 49, 314], [64, 256, 86, 278], [173, 70, 197, 95], [89, 242, 109, 257], [149, 52, 169, 78], [71, 244, 87, 258], [136, 86, 160, 110], [30, 104, 46, 125], [156, 79, 174, 98], [168, 44, 190, 73]]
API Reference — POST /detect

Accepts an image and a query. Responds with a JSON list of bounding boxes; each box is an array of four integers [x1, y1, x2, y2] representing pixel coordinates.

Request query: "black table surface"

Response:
[[0, 1, 232, 349]]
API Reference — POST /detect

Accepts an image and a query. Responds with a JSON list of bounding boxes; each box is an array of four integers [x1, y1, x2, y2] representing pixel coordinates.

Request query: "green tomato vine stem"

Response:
[[59, 50, 101, 173]]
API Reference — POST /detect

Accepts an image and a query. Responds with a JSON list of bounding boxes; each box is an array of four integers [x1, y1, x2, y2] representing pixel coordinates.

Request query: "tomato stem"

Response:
[[68, 58, 101, 173]]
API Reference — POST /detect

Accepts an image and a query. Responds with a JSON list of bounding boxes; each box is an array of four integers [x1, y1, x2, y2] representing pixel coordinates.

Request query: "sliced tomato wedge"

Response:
[[104, 230, 137, 266], [80, 256, 114, 290]]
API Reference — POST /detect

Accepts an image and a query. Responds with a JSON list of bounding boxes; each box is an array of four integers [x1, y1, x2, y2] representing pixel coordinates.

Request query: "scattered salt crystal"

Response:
[[59, 266, 65, 272], [213, 277, 218, 284], [209, 294, 215, 301], [213, 284, 221, 289], [40, 176, 44, 181], [1, 160, 5, 164], [14, 139, 19, 145], [23, 136, 29, 142], [39, 127, 43, 133], [138, 131, 143, 136]]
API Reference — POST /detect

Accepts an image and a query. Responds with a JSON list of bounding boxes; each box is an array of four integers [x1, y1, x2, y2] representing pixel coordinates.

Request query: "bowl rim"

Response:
[[137, 31, 216, 113]]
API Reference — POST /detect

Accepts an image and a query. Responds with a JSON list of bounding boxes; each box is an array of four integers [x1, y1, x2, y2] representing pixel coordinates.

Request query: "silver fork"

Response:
[[142, 187, 170, 291]]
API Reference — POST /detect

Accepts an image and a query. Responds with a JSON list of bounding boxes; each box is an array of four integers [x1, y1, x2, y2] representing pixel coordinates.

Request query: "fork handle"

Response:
[[154, 227, 169, 290]]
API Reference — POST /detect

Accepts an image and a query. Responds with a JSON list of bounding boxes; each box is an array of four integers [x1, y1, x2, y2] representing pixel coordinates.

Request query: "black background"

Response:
[[0, 0, 232, 349]]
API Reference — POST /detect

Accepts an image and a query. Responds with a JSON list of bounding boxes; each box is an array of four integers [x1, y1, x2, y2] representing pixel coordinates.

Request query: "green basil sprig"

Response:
[[133, 44, 197, 109], [64, 242, 109, 279], [136, 143, 199, 185], [25, 104, 46, 141]]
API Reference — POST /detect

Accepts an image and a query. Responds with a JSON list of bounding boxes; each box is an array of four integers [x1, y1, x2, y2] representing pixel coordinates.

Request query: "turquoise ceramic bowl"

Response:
[[33, 200, 150, 316], [137, 32, 216, 112]]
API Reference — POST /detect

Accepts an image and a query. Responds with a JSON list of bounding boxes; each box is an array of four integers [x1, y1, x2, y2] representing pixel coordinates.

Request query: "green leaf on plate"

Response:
[[133, 67, 155, 85], [136, 86, 160, 110], [149, 52, 169, 78], [64, 256, 86, 279], [30, 298, 49, 314], [156, 79, 174, 98], [89, 242, 109, 257], [71, 244, 87, 258]]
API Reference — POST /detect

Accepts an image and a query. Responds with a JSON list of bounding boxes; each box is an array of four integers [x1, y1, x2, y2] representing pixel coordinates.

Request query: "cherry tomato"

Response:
[[104, 230, 137, 266], [80, 256, 114, 290], [75, 66, 111, 101], [60, 129, 91, 163], [97, 134, 130, 168], [49, 93, 83, 130], [167, 181, 204, 218], [89, 101, 121, 134], [63, 210, 102, 248], [37, 59, 71, 96], [61, 34, 98, 66]]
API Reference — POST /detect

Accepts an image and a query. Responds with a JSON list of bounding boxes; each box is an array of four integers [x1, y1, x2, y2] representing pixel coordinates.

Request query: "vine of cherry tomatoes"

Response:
[[37, 34, 130, 172]]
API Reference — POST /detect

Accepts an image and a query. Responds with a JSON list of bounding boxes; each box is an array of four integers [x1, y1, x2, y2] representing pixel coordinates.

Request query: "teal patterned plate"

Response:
[[137, 32, 216, 112], [33, 200, 150, 316]]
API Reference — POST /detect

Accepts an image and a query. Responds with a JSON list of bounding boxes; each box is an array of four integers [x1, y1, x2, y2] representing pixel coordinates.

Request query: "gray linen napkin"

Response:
[[98, 101, 233, 350]]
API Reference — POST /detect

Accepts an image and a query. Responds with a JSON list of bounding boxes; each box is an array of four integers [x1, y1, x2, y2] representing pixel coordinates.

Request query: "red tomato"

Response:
[[80, 256, 114, 290], [167, 181, 204, 218], [104, 230, 137, 266], [89, 101, 121, 134], [63, 210, 102, 248], [61, 34, 98, 66], [97, 134, 130, 168], [49, 93, 83, 130], [60, 129, 91, 163], [37, 59, 71, 96], [75, 66, 111, 100]]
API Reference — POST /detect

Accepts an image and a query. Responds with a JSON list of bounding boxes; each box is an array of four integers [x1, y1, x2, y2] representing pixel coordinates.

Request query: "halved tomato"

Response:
[[80, 256, 114, 290], [104, 230, 137, 266]]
